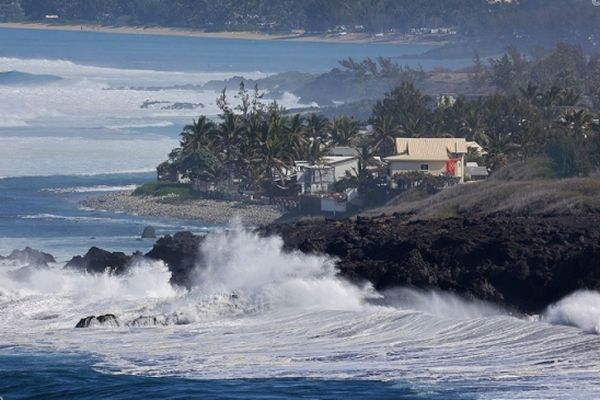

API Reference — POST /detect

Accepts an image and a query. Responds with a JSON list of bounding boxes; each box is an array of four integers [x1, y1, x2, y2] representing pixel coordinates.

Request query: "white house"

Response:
[[296, 156, 359, 194], [385, 137, 481, 182]]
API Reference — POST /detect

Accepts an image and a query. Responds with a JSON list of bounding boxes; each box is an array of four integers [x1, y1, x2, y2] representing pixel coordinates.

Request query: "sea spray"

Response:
[[380, 288, 506, 320], [543, 290, 600, 334], [0, 259, 178, 305], [193, 228, 375, 312]]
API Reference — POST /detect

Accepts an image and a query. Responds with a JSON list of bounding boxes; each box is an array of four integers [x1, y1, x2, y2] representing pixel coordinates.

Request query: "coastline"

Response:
[[81, 191, 282, 226], [0, 22, 444, 45]]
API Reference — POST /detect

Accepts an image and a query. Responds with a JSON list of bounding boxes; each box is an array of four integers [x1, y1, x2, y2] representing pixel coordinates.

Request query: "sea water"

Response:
[[1, 27, 600, 399]]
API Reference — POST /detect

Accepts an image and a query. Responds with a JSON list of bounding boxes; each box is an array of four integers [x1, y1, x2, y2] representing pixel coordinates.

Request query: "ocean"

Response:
[[1, 27, 600, 399]]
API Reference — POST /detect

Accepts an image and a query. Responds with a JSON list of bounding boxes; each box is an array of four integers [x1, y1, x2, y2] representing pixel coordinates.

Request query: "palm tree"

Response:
[[305, 113, 329, 142], [217, 113, 245, 187], [478, 131, 520, 171], [180, 116, 215, 156], [329, 116, 360, 146], [285, 114, 306, 160], [518, 82, 540, 104], [556, 109, 593, 140], [371, 114, 401, 157]]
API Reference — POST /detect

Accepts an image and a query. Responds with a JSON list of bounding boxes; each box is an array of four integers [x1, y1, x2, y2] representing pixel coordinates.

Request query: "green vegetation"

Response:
[[133, 182, 193, 198], [158, 83, 371, 196], [154, 43, 600, 205]]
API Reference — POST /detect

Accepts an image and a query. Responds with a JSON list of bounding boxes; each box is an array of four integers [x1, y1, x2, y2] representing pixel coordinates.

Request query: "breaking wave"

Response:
[[1, 228, 600, 397], [543, 290, 600, 334], [41, 184, 140, 193]]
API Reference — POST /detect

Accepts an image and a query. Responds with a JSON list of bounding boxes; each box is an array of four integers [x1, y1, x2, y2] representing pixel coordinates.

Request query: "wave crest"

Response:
[[543, 290, 600, 333]]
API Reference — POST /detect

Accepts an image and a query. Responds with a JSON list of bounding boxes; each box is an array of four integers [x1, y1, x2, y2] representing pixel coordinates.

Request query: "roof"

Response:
[[328, 146, 359, 157], [466, 165, 489, 177], [296, 156, 357, 169], [385, 138, 470, 162]]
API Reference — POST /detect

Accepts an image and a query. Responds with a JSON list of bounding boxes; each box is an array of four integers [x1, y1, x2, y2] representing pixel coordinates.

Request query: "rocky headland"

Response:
[[11, 164, 600, 315], [52, 212, 600, 314]]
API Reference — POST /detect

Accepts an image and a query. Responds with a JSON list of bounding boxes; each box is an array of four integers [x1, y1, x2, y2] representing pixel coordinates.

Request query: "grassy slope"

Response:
[[365, 159, 600, 220]]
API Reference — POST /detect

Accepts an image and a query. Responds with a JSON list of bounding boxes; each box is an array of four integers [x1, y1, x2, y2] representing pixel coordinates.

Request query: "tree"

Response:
[[371, 113, 401, 157], [371, 82, 432, 138], [179, 147, 223, 182], [328, 116, 359, 146], [479, 131, 520, 171], [179, 116, 215, 156]]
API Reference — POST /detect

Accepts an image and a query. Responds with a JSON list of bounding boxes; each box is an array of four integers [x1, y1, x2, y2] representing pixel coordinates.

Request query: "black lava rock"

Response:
[[75, 314, 120, 328]]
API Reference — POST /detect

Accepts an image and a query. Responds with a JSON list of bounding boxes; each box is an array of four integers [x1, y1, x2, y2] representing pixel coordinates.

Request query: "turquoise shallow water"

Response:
[[0, 350, 475, 400]]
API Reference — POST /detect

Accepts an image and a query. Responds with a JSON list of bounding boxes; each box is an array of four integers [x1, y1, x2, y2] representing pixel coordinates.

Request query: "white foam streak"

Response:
[[41, 184, 140, 193], [0, 57, 268, 83], [0, 136, 174, 178], [2, 231, 600, 397], [382, 288, 506, 320]]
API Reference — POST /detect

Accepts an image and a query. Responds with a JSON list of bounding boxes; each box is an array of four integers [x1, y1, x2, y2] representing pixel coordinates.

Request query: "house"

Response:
[[296, 155, 358, 194], [465, 162, 489, 180], [385, 137, 481, 182]]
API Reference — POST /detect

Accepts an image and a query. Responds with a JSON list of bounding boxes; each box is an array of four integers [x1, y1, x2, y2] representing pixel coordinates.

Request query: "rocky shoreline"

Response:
[[80, 191, 283, 226], [46, 211, 600, 314]]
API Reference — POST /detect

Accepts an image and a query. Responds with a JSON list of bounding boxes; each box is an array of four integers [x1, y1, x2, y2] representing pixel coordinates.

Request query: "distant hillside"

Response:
[[2, 0, 600, 49]]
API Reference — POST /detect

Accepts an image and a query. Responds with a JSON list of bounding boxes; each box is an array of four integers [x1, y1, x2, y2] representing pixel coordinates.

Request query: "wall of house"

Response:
[[389, 159, 464, 180], [333, 159, 359, 181], [389, 160, 447, 175], [321, 197, 347, 213]]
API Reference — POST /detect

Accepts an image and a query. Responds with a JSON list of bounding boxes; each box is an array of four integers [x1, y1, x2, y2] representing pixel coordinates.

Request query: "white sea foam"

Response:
[[0, 58, 268, 84], [41, 184, 140, 193], [0, 136, 174, 178], [0, 58, 314, 178], [381, 288, 506, 319], [105, 121, 175, 130], [544, 290, 600, 334], [1, 228, 600, 399], [193, 228, 373, 312]]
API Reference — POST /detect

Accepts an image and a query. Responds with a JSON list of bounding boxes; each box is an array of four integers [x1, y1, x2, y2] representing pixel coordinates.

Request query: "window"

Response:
[[420, 164, 429, 171]]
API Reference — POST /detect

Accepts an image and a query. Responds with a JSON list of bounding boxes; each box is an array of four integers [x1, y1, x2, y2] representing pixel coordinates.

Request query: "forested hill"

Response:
[[1, 0, 600, 48]]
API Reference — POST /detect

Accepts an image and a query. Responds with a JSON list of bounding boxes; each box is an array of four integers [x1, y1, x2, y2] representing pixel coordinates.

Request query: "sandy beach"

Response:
[[0, 21, 441, 45], [81, 191, 283, 226]]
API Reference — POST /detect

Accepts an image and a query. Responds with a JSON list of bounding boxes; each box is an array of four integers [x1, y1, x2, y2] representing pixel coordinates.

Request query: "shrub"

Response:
[[545, 136, 590, 178], [133, 182, 193, 197]]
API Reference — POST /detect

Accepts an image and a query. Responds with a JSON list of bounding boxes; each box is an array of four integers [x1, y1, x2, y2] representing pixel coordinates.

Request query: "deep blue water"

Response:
[[0, 350, 474, 400], [0, 27, 468, 73]]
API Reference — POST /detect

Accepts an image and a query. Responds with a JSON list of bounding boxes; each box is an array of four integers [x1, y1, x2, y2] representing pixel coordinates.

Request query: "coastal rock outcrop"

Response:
[[75, 314, 120, 328], [65, 247, 131, 274], [1, 247, 56, 267], [127, 316, 163, 327], [260, 214, 600, 313], [61, 213, 600, 313], [62, 232, 203, 287], [141, 226, 156, 239], [145, 231, 204, 287]]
